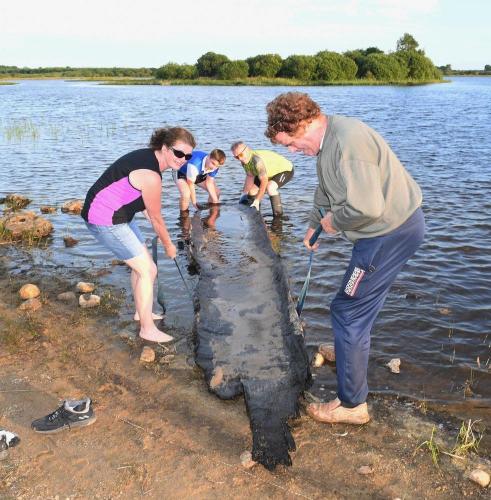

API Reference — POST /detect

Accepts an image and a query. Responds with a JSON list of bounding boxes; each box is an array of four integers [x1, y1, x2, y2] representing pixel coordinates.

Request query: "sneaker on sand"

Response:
[[307, 398, 370, 425], [31, 398, 96, 433]]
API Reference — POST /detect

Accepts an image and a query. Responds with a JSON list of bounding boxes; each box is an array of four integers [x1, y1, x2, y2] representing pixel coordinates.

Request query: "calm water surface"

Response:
[[1, 78, 490, 414]]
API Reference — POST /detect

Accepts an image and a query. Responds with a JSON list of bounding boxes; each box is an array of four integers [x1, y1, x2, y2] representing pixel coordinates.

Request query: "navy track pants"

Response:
[[330, 208, 425, 407]]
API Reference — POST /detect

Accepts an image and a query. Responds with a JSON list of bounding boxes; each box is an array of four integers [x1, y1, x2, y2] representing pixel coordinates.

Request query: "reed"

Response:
[[3, 120, 40, 141]]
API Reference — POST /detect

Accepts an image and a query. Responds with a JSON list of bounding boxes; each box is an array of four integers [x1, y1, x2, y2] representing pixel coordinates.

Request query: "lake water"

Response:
[[1, 78, 490, 418]]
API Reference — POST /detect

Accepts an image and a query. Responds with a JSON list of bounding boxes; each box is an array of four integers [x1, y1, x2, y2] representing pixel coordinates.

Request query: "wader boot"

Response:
[[270, 194, 283, 217]]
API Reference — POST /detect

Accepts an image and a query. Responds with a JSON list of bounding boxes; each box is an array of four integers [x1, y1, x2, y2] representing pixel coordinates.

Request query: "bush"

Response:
[[246, 54, 282, 77], [363, 53, 408, 80], [394, 50, 441, 80], [279, 55, 316, 80], [314, 51, 357, 81], [196, 52, 230, 77], [155, 63, 181, 80], [217, 60, 249, 80]]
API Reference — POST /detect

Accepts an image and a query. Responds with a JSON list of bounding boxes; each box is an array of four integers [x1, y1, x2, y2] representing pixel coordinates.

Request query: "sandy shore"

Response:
[[0, 249, 490, 498]]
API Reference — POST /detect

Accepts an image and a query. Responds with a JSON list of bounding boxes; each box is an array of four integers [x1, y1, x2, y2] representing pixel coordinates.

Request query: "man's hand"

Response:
[[250, 199, 260, 211], [303, 227, 320, 251], [320, 212, 337, 234], [164, 242, 177, 259]]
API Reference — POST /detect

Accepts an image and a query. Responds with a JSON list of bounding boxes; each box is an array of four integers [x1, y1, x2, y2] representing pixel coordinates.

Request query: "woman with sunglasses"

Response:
[[81, 127, 196, 343]]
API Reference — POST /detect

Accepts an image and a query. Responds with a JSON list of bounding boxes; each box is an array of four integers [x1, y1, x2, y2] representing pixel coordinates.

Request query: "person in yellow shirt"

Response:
[[231, 141, 294, 216]]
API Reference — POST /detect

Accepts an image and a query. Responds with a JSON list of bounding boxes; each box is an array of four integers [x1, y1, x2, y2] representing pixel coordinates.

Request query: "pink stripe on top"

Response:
[[87, 177, 141, 225]]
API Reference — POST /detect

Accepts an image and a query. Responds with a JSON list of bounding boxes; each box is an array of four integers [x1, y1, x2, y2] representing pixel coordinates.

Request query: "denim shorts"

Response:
[[84, 219, 146, 260]]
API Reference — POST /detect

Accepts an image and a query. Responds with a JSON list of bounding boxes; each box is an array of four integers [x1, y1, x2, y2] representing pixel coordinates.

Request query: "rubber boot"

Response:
[[270, 194, 283, 217]]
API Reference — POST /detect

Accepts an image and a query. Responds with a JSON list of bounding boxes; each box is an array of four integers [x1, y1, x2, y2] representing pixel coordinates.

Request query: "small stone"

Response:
[[57, 291, 77, 302], [318, 343, 336, 362], [40, 206, 57, 214], [18, 297, 42, 312], [140, 346, 156, 363], [63, 236, 79, 247], [386, 358, 401, 374], [19, 283, 40, 299], [240, 450, 256, 469], [79, 294, 100, 308], [61, 199, 83, 214], [76, 282, 95, 293], [312, 352, 325, 367], [468, 469, 490, 488], [159, 354, 175, 364], [111, 259, 126, 266], [357, 465, 374, 475], [438, 307, 451, 315], [5, 194, 31, 210]]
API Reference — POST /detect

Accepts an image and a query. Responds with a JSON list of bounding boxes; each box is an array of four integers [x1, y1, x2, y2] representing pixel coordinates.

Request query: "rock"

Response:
[[319, 343, 336, 362], [61, 199, 83, 214], [159, 354, 175, 364], [357, 465, 374, 475], [57, 291, 77, 302], [468, 469, 490, 488], [76, 282, 95, 293], [140, 346, 156, 363], [40, 206, 57, 214], [438, 307, 451, 315], [18, 297, 42, 312], [63, 236, 79, 247], [79, 293, 100, 308], [5, 194, 31, 210], [386, 358, 401, 374], [111, 259, 126, 266], [0, 211, 53, 239], [312, 352, 325, 367], [239, 450, 256, 469], [19, 283, 40, 300]]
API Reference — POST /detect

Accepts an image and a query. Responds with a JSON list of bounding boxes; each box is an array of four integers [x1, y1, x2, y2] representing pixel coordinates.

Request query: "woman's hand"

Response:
[[164, 242, 177, 259]]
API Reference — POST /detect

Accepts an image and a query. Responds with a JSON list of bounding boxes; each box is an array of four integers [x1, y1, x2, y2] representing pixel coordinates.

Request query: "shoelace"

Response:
[[47, 405, 68, 422]]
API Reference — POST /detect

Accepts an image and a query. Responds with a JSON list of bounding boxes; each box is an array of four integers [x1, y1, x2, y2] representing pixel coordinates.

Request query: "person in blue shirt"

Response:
[[176, 149, 226, 211]]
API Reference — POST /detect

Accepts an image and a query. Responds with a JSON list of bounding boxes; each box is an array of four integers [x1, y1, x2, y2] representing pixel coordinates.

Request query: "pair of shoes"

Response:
[[31, 398, 96, 433], [307, 398, 370, 424]]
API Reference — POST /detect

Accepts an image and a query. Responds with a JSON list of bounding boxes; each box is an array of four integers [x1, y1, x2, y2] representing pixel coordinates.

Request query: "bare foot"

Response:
[[139, 328, 174, 343], [134, 312, 164, 321]]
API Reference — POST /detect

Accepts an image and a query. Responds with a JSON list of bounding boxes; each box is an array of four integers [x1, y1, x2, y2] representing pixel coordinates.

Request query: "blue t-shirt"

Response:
[[178, 151, 219, 182]]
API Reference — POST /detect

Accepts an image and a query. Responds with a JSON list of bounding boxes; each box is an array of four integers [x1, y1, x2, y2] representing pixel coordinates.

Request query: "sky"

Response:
[[1, 0, 489, 70]]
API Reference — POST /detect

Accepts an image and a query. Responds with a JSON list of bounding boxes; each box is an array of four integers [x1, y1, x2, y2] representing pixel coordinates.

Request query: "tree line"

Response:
[[155, 34, 442, 82], [1, 34, 448, 82]]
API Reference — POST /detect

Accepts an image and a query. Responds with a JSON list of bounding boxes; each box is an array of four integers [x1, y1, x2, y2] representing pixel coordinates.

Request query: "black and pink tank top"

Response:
[[81, 149, 162, 225]]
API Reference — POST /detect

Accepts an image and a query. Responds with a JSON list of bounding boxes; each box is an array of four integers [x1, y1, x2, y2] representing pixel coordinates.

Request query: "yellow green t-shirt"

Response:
[[243, 150, 293, 178]]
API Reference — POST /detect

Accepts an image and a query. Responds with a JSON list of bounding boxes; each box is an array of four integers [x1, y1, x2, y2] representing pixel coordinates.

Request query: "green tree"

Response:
[[196, 52, 230, 77], [314, 50, 357, 81], [396, 33, 419, 52], [363, 53, 407, 80], [217, 60, 249, 80], [394, 50, 440, 79], [485, 65, 491, 71], [246, 54, 282, 77], [156, 63, 181, 79], [279, 55, 316, 80]]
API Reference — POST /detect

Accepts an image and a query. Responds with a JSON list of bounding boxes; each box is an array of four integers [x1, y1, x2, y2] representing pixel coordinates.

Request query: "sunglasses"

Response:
[[233, 145, 247, 160], [171, 147, 192, 161]]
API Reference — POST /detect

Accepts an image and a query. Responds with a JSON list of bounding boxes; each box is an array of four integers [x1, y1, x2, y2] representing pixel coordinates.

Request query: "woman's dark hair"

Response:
[[149, 127, 196, 150], [210, 148, 226, 165]]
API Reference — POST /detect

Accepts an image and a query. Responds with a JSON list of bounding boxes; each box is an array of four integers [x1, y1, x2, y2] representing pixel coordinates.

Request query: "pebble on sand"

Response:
[[140, 346, 156, 363], [318, 343, 336, 362], [312, 352, 325, 367], [19, 283, 40, 300], [468, 469, 490, 488], [79, 294, 100, 308], [357, 465, 374, 475], [240, 450, 256, 469], [18, 297, 42, 312], [386, 358, 401, 374], [76, 282, 95, 293], [159, 354, 175, 364], [57, 291, 77, 302]]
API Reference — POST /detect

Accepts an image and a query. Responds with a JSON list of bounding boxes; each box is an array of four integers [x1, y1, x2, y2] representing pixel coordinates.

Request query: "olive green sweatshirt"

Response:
[[308, 115, 422, 242]]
